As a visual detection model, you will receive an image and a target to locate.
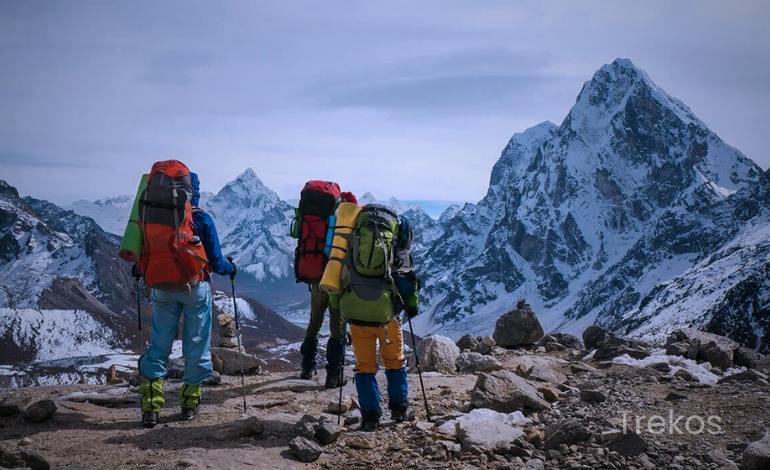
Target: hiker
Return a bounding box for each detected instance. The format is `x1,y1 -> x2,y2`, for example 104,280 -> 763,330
292,181 -> 357,388
131,161 -> 235,428
326,203 -> 420,431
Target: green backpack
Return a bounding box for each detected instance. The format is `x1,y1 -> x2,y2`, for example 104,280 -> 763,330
339,204 -> 402,324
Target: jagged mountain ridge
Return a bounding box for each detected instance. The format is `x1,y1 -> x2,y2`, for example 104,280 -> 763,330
412,58 -> 767,351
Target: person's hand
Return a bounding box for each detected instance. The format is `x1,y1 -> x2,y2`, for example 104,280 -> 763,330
226,256 -> 237,279
405,306 -> 419,319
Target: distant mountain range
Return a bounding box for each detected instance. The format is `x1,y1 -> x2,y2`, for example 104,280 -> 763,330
3,58 -> 768,361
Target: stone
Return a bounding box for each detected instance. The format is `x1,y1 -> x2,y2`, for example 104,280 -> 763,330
523,365 -> 567,385
537,385 -> 560,403
327,396 -> 353,414
417,335 -> 461,374
0,448 -> 51,470
540,333 -> 583,350
477,336 -> 497,355
219,336 -> 239,348
346,437 -> 374,449
493,304 -> 545,348
579,389 -> 607,402
665,391 -> 688,401
293,414 -> 319,439
457,418 -> 525,452
211,347 -> 266,376
106,365 -> 122,385
607,431 -> 646,457
718,369 -> 769,384
212,353 -> 224,373
544,419 -> 591,450
526,429 -> 545,447
220,321 -> 237,338
648,362 -> 672,373
23,399 -> 57,423
734,347 -> 762,369
470,370 -> 550,414
344,409 -> 361,426
742,431 -> 770,470
666,341 -> 695,358
457,335 -> 481,352
0,396 -> 32,417
674,369 -> 699,382
583,326 -> 611,350
666,328 -> 738,369
594,345 -> 649,361
456,351 -> 503,373
217,313 -> 234,326
315,419 -> 343,445
569,362 -> 596,374
289,436 -> 323,462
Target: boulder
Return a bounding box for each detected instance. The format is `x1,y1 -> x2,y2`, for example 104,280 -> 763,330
327,396 -> 353,414
314,419 -> 343,445
493,302 -> 544,348
734,347 -> 762,369
719,370 -> 769,384
457,417 -> 525,452
293,414 -> 318,439
456,352 -> 502,373
470,370 -> 550,414
0,448 -> 50,470
457,335 -> 497,355
742,431 -> 770,470
23,399 -> 57,423
289,436 -> 323,462
583,325 -> 611,350
579,389 -> 607,402
539,333 -> 583,351
543,419 -> 591,450
211,417 -> 264,441
417,335 -> 460,374
521,364 -> 567,385
666,328 -> 738,369
456,335 -> 480,352
211,347 -> 267,376
607,431 -> 646,457
666,341 -> 697,359
0,396 -> 32,417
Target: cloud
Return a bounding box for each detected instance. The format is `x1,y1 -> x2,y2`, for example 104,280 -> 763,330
0,153 -> 90,168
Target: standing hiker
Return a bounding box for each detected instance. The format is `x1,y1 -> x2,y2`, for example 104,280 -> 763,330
127,161 -> 235,428
325,203 -> 420,431
292,181 -> 357,388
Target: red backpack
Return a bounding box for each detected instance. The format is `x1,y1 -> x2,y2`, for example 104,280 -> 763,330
138,160 -> 210,289
292,180 -> 341,283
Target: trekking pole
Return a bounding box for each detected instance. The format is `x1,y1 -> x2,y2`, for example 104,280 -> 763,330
337,321 -> 347,426
407,316 -> 431,421
227,257 -> 248,414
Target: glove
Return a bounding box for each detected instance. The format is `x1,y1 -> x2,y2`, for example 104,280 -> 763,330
131,263 -> 142,279
405,306 -> 419,319
226,256 -> 237,278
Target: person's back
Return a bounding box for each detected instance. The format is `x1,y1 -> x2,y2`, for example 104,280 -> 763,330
131,164 -> 235,428
327,206 -> 420,430
292,182 -> 357,388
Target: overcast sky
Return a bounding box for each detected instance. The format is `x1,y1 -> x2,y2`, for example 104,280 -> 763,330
1,1 -> 769,204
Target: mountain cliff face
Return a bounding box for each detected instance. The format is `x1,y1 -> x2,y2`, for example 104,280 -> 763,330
0,179 -> 136,361
413,58 -> 767,351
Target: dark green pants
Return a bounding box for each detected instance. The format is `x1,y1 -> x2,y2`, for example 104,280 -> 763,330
301,282 -> 345,373
304,282 -> 343,339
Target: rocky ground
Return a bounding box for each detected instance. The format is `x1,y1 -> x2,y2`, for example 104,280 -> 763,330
2,310 -> 770,469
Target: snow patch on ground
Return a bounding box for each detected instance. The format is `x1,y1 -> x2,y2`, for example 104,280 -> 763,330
213,292 -> 256,322
611,351 -> 741,385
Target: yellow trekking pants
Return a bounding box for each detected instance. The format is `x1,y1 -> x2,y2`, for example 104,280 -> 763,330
350,319 -> 405,374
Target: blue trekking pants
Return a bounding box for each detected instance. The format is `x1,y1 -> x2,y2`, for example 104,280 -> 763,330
138,282 -> 213,385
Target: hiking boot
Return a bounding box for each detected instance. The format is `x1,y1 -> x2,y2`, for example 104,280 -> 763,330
360,420 -> 379,432
180,406 -> 199,421
300,369 -> 316,380
142,411 -> 159,428
391,406 -> 415,422
324,372 -> 348,389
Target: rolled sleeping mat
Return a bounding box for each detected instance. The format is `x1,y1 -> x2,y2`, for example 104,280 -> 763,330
118,173 -> 148,263
320,202 -> 361,294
